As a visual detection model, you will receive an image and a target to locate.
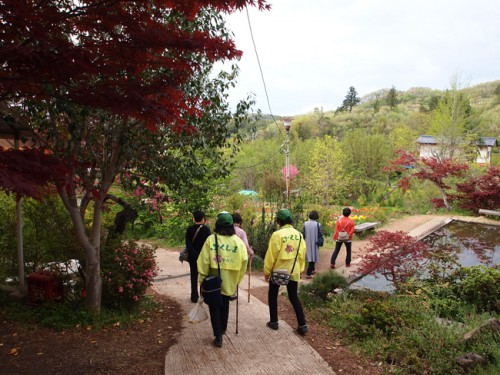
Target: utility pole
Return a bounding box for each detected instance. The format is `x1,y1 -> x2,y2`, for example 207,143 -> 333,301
283,118 -> 292,209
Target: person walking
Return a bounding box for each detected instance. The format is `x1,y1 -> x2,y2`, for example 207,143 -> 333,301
302,210 -> 323,279
185,210 -> 211,303
330,207 -> 355,268
197,212 -> 248,348
264,209 -> 308,335
232,212 -> 254,260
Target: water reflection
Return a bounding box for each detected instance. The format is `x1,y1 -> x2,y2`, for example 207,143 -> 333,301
351,220 -> 500,292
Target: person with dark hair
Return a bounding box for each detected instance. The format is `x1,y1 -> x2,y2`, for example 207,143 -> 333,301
232,212 -> 254,259
302,210 -> 323,278
197,212 -> 248,348
330,207 -> 355,268
264,209 -> 308,336
185,210 -> 211,303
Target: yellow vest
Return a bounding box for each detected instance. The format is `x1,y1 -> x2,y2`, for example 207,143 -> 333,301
197,234 -> 248,296
264,224 -> 306,282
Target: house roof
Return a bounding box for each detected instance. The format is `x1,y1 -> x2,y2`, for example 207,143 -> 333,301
417,135 -> 497,147
478,137 -> 498,147
416,135 -> 437,144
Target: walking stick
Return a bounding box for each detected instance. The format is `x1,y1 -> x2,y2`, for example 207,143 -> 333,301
247,257 -> 252,303
235,284 -> 239,334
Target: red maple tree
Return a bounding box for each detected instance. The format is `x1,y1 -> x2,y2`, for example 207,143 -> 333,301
451,166 -> 500,212
386,150 -> 469,210
0,1 -> 270,313
0,147 -> 67,199
0,0 -> 269,130
357,230 -> 429,289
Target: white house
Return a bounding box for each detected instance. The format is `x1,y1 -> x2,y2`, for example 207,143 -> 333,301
417,135 -> 498,164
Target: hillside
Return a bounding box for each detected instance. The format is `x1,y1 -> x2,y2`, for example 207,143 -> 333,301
240,80 -> 500,141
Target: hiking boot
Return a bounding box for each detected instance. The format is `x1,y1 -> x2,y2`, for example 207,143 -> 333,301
306,275 -> 313,279
214,335 -> 223,347
297,325 -> 308,336
330,264 -> 335,269
266,321 -> 279,330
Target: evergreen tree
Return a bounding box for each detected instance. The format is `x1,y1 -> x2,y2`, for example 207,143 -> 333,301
341,86 -> 361,113
387,86 -> 399,109
373,97 -> 381,114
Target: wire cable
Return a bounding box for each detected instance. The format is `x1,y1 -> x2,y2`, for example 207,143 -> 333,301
245,7 -> 283,137
230,7 -> 289,172
233,146 -> 284,169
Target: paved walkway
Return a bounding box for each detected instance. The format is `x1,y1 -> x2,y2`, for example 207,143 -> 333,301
152,250 -> 335,375
152,214 -> 499,374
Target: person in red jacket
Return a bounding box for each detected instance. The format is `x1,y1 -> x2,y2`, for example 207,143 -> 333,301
330,207 -> 355,268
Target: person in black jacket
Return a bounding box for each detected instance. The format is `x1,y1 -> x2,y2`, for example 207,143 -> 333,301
185,210 -> 211,303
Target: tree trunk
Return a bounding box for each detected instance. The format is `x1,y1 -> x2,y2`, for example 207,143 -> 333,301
437,184 -> 451,210
58,186 -> 104,314
84,244 -> 102,315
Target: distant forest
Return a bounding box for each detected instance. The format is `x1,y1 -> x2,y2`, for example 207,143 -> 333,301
228,79 -> 500,207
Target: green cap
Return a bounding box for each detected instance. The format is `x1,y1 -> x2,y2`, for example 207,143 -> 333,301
276,209 -> 292,221
216,212 -> 233,227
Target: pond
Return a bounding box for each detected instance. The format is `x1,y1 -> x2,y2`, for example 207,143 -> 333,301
350,220 -> 500,292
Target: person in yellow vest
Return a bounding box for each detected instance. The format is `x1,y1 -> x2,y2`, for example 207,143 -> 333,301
197,212 -> 248,348
264,209 -> 308,335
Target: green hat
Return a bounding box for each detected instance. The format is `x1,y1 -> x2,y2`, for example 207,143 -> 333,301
216,212 -> 233,227
276,209 -> 292,221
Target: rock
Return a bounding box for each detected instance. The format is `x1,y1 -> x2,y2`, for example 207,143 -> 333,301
463,318 -> 500,344
456,352 -> 488,369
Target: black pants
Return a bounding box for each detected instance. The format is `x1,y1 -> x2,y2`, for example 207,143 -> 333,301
188,258 -> 198,302
330,241 -> 352,266
208,295 -> 230,337
306,261 -> 315,276
268,280 -> 306,327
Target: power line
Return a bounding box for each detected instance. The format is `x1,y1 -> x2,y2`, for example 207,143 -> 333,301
231,7 -> 289,172
245,7 -> 283,137
233,146 -> 284,169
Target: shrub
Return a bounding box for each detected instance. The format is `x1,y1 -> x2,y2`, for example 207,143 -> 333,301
1,193 -> 82,280
0,193 -> 17,279
22,196 -> 82,272
454,266 -> 500,313
101,240 -> 158,309
1,289 -> 160,330
414,282 -> 471,321
247,206 -> 277,258
249,254 -> 264,271
299,271 -> 349,307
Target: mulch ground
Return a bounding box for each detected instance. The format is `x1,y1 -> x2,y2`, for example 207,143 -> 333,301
1,292 -> 183,375
2,285 -> 383,375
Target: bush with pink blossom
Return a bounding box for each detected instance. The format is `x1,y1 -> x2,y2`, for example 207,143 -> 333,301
101,240 -> 158,309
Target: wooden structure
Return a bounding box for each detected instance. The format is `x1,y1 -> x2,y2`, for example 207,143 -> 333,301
478,209 -> 500,217
354,222 -> 379,236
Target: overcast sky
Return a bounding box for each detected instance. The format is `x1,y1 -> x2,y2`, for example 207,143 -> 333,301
221,0 -> 500,116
